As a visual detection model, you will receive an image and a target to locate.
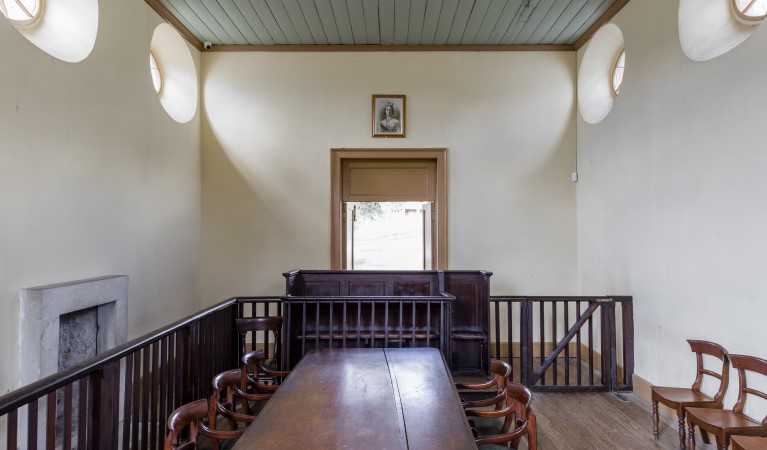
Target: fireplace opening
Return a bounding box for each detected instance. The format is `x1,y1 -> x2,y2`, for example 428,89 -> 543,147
58,305 -> 100,371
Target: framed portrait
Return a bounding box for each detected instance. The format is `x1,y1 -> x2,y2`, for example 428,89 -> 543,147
372,95 -> 406,138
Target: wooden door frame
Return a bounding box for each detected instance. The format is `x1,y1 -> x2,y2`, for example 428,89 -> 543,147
331,148 -> 447,269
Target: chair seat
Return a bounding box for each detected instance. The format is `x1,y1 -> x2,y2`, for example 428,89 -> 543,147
652,386 -> 716,408
472,415 -> 504,437
248,399 -> 267,415
219,437 -> 240,450
686,407 -> 763,434
731,435 -> 767,450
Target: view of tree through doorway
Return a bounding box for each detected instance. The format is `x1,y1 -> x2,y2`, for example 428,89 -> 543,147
346,201 -> 432,269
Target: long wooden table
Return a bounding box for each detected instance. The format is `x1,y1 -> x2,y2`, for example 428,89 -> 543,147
232,347 -> 477,449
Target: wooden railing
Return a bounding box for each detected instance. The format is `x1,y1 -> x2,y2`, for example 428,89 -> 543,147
488,296 -> 634,392
0,296 -> 280,450
0,294 -> 632,449
281,295 -> 453,369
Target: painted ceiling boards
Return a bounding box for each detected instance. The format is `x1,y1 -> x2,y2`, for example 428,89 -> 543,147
146,0 -> 629,51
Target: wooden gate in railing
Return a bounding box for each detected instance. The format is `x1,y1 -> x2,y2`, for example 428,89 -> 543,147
488,296 -> 633,392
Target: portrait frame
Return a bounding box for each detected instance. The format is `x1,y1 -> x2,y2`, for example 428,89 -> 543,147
372,94 -> 406,138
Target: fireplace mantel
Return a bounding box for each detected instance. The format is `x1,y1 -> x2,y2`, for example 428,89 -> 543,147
18,275 -> 128,387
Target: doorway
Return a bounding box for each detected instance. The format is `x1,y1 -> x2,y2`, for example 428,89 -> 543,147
330,149 -> 447,269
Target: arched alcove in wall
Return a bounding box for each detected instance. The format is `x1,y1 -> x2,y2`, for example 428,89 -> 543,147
578,24 -> 625,125
8,0 -> 99,63
150,23 -> 198,124
679,0 -> 763,61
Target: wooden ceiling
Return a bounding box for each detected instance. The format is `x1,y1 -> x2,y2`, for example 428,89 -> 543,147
146,0 -> 630,52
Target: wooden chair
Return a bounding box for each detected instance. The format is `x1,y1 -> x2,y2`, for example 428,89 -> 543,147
456,358 -> 512,435
466,382 -> 538,450
164,398 -> 247,450
732,435 -> 767,450
686,354 -> 767,450
456,359 -> 512,411
211,369 -> 269,424
236,316 -> 289,384
651,339 -> 729,449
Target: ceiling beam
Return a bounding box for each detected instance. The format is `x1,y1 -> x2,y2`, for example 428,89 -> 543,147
145,0 -> 204,51
574,0 -> 631,50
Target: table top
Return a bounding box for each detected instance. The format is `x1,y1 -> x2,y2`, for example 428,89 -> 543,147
232,347 -> 477,449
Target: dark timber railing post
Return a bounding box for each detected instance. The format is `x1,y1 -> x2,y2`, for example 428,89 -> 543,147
92,360 -> 119,449
189,322 -> 200,402
520,298 -> 533,386
599,298 -> 617,391
620,297 -> 635,390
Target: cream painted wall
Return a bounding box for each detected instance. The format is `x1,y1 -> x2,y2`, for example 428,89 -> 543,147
201,52 -> 578,303
0,3 -> 201,394
577,0 -> 767,400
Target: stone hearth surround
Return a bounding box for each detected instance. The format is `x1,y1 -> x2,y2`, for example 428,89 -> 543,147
18,275 -> 128,386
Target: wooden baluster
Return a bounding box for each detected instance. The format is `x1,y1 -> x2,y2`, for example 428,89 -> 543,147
576,302 -> 583,386
159,337 -> 168,450
46,391 -> 55,450
27,398 -> 38,450
384,300 -> 389,348
371,300 -> 376,348
588,310 -> 594,386
7,409 -> 17,450
410,300 -> 416,347
64,381 -> 73,450
315,301 -> 321,349
507,300 -> 513,381
329,299 -> 334,348
552,300 -> 558,386
539,301 -> 545,385
564,301 -> 570,386
622,299 -> 635,389
77,377 -> 88,449
148,342 -> 158,450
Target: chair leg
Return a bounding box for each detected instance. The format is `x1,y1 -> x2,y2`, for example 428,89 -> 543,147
677,413 -> 687,450
527,414 -> 537,450
652,401 -> 659,440
687,423 -> 696,450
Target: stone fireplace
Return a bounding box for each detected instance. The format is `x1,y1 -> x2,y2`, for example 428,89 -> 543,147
18,275 -> 128,386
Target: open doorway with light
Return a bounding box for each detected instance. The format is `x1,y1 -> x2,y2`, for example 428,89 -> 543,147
345,201 -> 432,269
331,149 -> 447,269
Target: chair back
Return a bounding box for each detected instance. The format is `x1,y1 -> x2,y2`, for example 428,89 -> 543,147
489,359 -> 512,409
236,316 -> 283,368
688,339 -> 730,404
729,354 -> 767,426
165,399 -> 208,450
212,368 -> 269,420
503,382 -> 533,434
212,369 -> 243,416
473,381 -> 537,450
165,396 -> 247,450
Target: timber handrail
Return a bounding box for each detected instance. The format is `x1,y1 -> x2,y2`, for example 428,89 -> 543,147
0,296 -> 279,415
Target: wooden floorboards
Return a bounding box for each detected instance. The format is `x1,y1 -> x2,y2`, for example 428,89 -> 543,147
518,391 -> 721,450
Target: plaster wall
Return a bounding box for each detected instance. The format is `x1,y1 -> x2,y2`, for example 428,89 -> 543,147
577,0 -> 767,401
200,51 -> 578,302
0,2 -> 201,394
